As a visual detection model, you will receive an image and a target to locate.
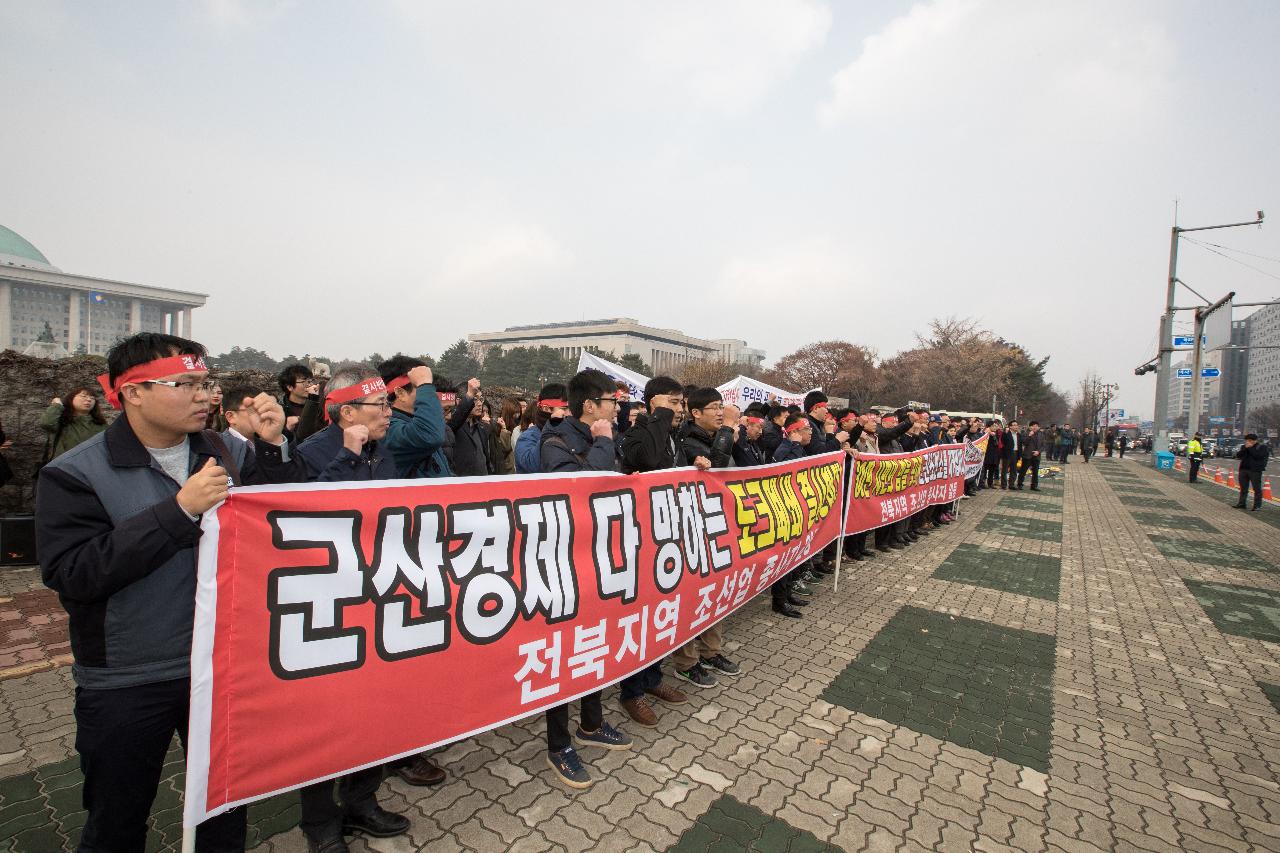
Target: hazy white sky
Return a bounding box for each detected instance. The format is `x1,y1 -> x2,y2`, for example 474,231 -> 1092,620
3,0 -> 1279,419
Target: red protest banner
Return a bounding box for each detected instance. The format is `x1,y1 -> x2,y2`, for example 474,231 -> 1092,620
844,435 -> 988,534
184,452 -> 845,826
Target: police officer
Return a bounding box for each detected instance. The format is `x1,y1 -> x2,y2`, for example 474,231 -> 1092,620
1187,432 -> 1205,483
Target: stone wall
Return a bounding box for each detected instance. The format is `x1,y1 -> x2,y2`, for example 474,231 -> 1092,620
0,351 -> 278,514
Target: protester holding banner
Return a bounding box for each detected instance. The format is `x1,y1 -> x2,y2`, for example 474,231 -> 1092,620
731,403 -> 768,467
36,331 -> 307,852
768,414 -> 816,618
873,408 -> 914,552
671,388 -> 743,685
844,411 -> 881,560
538,368 -> 635,788
616,376 -> 703,727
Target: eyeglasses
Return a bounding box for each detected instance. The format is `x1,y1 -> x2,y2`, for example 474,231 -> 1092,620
141,380 -> 218,393
590,397 -> 619,405
347,400 -> 392,411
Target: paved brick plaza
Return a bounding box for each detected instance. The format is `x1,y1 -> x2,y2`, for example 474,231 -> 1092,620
1,456 -> 1278,851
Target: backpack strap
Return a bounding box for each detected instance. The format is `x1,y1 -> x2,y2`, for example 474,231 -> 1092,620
202,430 -> 243,487
544,434 -> 588,468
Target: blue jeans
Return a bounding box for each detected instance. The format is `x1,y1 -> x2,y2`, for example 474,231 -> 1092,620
620,662 -> 663,700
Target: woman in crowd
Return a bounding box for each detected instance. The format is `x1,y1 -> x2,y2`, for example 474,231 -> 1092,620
205,382 -> 227,432
40,387 -> 108,459
493,399 -> 519,474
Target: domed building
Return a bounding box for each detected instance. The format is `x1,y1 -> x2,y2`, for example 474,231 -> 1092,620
0,224 -> 205,356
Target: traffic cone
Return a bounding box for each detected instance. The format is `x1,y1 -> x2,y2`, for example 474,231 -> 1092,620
1227,471 -> 1237,489
1175,458 -> 1183,471
1264,479 -> 1274,501
1214,470 -> 1224,484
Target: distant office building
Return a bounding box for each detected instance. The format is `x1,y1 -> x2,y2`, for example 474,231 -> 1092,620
469,318 -> 766,372
0,224 -> 205,356
1167,355 -> 1217,417
1219,317 -> 1250,426
1245,302 -> 1280,419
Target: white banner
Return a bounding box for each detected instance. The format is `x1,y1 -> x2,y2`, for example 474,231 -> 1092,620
716,375 -> 806,409
576,352 -> 650,398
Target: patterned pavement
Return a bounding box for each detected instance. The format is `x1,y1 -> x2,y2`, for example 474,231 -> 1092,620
1,455 -> 1279,851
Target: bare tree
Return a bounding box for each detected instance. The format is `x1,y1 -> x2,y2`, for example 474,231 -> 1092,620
761,341 -> 882,407
1247,403 -> 1280,437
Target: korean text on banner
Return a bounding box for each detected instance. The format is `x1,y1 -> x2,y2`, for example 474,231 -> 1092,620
844,435 -> 987,534
184,452 -> 846,826
715,376 -> 806,409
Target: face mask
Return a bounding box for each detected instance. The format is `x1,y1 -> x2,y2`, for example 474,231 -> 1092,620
548,416 -> 565,427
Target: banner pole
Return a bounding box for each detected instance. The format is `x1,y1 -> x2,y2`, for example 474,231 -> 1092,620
834,452 -> 850,595
181,828 -> 195,853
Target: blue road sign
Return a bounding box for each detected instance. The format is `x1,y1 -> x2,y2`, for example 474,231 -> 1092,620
1176,368 -> 1193,378
1172,335 -> 1206,347
1201,368 -> 1221,377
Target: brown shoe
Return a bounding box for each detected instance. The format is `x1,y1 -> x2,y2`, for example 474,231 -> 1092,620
645,683 -> 689,706
394,755 -> 446,786
620,697 -> 659,728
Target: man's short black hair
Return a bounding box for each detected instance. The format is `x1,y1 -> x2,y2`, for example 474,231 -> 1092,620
1245,433 -> 1258,440
567,369 -> 615,418
1029,420 -> 1040,427
534,382 -> 568,428
277,363 -> 313,394
786,404 -> 801,415
783,414 -> 807,430
378,355 -> 429,390
767,404 -> 785,421
643,376 -> 683,407
744,402 -> 768,418
1009,419 -> 1020,426
433,375 -> 456,393
107,332 -> 206,385
688,387 -> 722,413
220,385 -> 260,413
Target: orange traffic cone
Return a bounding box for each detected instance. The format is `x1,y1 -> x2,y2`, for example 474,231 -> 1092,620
1214,470 -> 1224,484
1175,458 -> 1183,471
1227,471 -> 1237,489
1264,479 -> 1274,501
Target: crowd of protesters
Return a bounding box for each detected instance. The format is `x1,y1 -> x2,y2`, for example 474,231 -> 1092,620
33,331 -> 1063,853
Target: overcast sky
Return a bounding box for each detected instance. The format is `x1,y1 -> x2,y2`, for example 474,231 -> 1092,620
3,0 -> 1279,419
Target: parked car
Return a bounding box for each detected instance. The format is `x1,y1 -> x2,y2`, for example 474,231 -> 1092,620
1216,438 -> 1243,458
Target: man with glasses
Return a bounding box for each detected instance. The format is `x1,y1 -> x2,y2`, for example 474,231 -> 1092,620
293,367 -> 409,848
538,369 -> 635,790
296,367 -> 398,483
36,332 -> 304,852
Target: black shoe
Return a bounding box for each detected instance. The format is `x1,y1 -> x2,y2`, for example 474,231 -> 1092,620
772,602 -> 803,618
307,836 -> 350,853
859,549 -> 875,558
786,595 -> 810,607
1234,503 -> 1246,509
890,540 -> 907,550
846,552 -> 865,561
343,807 -> 411,839
812,564 -> 835,576
1253,505 -> 1262,511
876,544 -> 892,553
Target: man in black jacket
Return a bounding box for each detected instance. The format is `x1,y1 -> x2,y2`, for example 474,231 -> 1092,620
447,377 -> 492,476
1234,433 -> 1271,510
671,388 -> 741,688
873,407 -> 914,552
801,392 -> 848,573
1000,420 -> 1022,489
760,404 -> 786,462
1016,421 -> 1043,490
731,403 -> 768,467
37,332 -> 307,852
617,377 -> 704,729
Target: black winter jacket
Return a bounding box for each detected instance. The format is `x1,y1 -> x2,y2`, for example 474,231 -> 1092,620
449,395 -> 493,476
681,422 -> 735,469
1237,443 -> 1271,473
622,408 -> 685,473
540,417 -> 618,473
297,423 -> 400,482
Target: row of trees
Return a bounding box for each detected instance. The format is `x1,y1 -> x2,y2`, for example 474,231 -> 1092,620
210,317 -> 1068,420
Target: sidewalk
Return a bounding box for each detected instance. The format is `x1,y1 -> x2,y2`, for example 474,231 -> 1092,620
1,457 -> 1278,851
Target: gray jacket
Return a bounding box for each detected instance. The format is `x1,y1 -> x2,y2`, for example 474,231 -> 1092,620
36,415 -> 303,689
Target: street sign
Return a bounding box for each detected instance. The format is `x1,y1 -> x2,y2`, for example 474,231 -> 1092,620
1176,368 -> 1193,378
1201,368 -> 1221,378
1107,408 -> 1125,419
1172,335 -> 1206,348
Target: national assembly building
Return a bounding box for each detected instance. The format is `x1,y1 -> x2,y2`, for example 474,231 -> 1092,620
0,223 -> 205,357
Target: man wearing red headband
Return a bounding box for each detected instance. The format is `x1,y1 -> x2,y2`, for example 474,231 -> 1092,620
515,383 -> 569,474
378,356 -> 450,480
801,391 -> 848,578
730,403 -> 768,467
36,332 -> 306,852
770,415 -> 816,618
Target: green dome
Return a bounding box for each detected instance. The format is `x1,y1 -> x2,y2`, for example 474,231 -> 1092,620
0,224 -> 56,270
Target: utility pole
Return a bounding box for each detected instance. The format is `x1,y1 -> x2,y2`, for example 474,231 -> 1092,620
1101,383 -> 1119,437
1152,211 -> 1264,457
1187,291 -> 1235,437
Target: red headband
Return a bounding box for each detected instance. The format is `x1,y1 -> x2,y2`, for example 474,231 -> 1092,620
97,354 -> 208,410
744,416 -> 764,425
323,377 -> 387,422
385,375 -> 411,395
539,398 -> 568,409
437,392 -> 457,404
785,420 -> 809,434
840,415 -> 856,426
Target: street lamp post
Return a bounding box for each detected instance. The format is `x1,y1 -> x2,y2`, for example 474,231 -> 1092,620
1151,212 -> 1264,458
1101,383 -> 1119,439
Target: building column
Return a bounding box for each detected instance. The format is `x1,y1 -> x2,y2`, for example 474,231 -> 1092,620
0,282 -> 10,350
182,308 -> 193,339
68,293 -> 81,353
129,298 -> 142,334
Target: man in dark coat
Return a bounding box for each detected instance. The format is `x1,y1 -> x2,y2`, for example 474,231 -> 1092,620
1234,433 -> 1271,510
1000,420 -> 1022,489
1016,421 -> 1043,491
